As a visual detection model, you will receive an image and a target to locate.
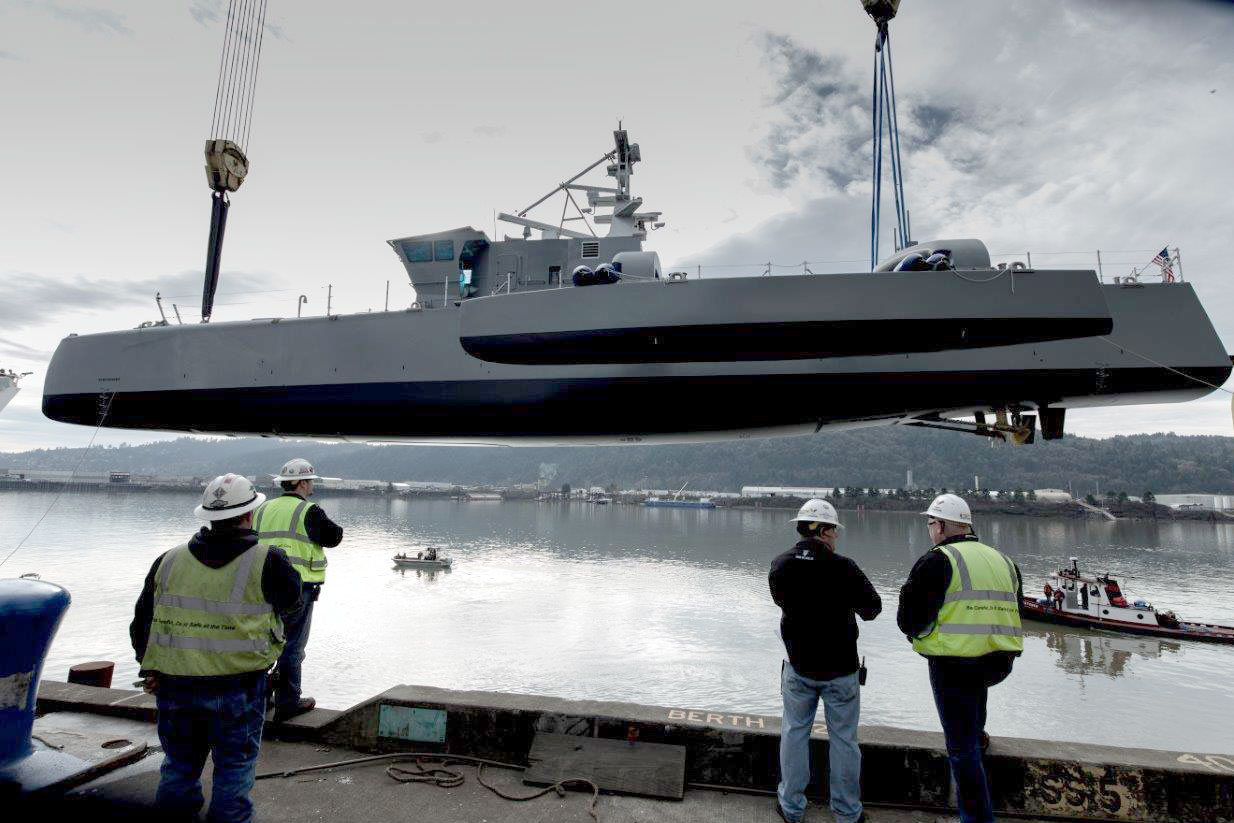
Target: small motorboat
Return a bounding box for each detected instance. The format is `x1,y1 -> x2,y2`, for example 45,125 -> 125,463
392,550 -> 452,570
1022,557 -> 1234,644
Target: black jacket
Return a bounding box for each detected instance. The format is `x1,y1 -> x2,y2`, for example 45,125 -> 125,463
279,492 -> 344,550
769,539 -> 882,681
896,534 -> 1024,673
131,526 -> 303,686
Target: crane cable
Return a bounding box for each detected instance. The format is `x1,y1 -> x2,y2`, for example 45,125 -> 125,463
210,0 -> 269,154
868,17 -> 910,269
201,0 -> 270,323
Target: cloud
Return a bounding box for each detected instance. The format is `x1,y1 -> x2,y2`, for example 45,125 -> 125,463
35,2 -> 133,36
0,336 -> 52,361
422,131 -> 443,144
0,50 -> 19,61
694,2 -> 1234,288
188,1 -> 287,41
474,125 -> 506,138
0,269 -> 215,331
188,0 -> 222,26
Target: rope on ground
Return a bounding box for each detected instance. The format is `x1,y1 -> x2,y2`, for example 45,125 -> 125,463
0,391 -> 117,570
256,751 -> 600,822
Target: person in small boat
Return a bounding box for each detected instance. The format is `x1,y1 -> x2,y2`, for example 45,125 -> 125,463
424,547 -> 438,561
897,493 -> 1023,823
769,499 -> 881,823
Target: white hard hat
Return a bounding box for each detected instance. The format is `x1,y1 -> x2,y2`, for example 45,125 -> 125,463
275,458 -> 320,482
922,493 -> 972,525
194,473 -> 266,521
790,498 -> 844,529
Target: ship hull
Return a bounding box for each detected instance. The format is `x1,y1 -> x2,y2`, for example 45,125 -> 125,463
41,281 -> 1230,444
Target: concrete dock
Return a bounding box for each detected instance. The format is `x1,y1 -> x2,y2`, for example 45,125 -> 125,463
20,680 -> 1234,822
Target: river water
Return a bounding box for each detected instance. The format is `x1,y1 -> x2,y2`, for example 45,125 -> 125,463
3,490 -> 1233,755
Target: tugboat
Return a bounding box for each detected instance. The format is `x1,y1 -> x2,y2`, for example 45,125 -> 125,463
1022,558 -> 1234,644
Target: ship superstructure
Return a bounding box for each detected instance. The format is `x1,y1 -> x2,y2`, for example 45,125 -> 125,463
0,370 -> 29,415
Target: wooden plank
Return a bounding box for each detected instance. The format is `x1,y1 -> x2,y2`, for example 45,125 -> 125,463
523,732 -> 686,800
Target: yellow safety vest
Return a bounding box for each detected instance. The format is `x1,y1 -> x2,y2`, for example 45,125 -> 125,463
253,495 -> 327,584
912,539 -> 1024,657
141,543 -> 284,676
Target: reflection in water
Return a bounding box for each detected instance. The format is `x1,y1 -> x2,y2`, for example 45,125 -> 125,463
1026,624 -> 1182,678
2,491 -> 1232,755
391,565 -> 451,583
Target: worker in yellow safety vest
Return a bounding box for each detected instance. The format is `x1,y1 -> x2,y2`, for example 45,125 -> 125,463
131,473 -> 302,822
896,493 -> 1023,823
252,458 -> 344,722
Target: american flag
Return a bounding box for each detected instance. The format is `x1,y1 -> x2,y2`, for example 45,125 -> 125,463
1152,247 -> 1175,282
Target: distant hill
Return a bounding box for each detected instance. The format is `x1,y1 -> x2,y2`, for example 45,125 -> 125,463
4,428 -> 1233,496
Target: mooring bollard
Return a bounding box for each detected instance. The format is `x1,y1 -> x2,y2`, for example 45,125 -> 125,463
68,661 -> 115,689
0,577 -> 71,768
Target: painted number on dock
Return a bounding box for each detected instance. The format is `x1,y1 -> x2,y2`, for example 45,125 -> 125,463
1178,753 -> 1234,773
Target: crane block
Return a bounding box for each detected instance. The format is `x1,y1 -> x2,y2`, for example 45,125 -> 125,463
204,138 -> 249,193
862,0 -> 901,25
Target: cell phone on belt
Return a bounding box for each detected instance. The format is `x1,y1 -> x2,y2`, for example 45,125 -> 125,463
858,656 -> 868,686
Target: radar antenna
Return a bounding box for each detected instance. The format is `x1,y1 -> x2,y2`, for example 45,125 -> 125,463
498,126 -> 664,241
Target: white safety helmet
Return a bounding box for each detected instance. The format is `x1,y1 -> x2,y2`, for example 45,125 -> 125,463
790,498 -> 844,530
922,493 -> 972,525
194,473 -> 266,521
275,458 -> 320,483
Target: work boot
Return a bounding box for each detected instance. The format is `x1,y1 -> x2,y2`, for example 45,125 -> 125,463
773,800 -> 800,823
273,696 -> 316,723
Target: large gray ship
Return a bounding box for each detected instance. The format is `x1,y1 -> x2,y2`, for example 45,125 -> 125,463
41,130 -> 1231,445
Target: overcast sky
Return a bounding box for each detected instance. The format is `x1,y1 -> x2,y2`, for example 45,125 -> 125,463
2,0 -> 1233,452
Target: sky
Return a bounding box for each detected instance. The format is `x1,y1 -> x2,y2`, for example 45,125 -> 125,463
2,0 -> 1233,452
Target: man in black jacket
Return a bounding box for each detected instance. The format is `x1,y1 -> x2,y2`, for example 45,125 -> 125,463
131,474 -> 302,823
769,499 -> 881,823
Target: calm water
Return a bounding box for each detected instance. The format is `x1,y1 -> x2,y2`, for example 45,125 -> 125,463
3,491 -> 1233,755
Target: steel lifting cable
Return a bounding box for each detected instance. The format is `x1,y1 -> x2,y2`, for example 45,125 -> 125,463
209,0 -> 269,152
0,392 -> 118,570
1098,337 -> 1234,395
869,22 -> 909,270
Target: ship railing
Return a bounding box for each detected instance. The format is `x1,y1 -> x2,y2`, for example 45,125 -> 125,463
666,247 -> 1184,283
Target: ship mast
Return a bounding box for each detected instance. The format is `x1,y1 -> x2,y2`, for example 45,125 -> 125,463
498,126 -> 664,241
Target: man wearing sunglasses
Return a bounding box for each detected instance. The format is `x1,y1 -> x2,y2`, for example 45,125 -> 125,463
898,493 -> 1024,823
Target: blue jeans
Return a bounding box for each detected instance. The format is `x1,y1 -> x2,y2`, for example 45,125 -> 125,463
928,658 -> 1009,823
778,662 -> 863,823
274,595 -> 314,711
155,674 -> 267,823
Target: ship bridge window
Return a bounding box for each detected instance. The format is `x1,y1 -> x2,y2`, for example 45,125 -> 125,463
459,239 -> 487,263
402,241 -> 433,263
434,240 -> 455,261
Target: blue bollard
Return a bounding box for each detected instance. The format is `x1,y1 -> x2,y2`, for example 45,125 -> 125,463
0,578 -> 71,766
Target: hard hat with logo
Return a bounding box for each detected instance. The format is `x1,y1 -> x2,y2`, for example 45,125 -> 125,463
194,473 -> 266,521
922,493 -> 972,525
275,458 -> 320,482
789,498 -> 844,529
